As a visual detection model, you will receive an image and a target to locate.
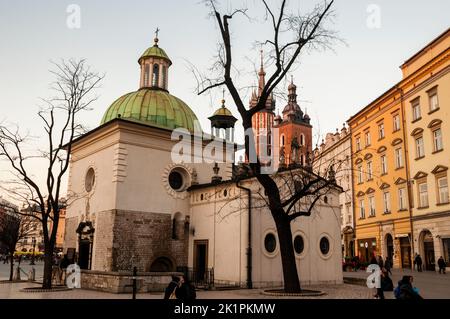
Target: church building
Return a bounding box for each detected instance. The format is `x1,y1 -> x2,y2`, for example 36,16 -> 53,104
63,35 -> 343,292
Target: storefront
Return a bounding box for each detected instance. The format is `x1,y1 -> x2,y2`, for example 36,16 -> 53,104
357,238 -> 377,263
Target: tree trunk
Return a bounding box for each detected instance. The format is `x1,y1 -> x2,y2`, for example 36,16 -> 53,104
274,214 -> 301,292
9,252 -> 14,281
42,242 -> 55,289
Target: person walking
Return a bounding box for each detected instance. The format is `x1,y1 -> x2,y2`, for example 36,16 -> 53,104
370,255 -> 378,265
385,256 -> 392,275
415,254 -> 423,272
438,256 -> 446,274
377,255 -> 384,269
175,275 -> 197,301
164,276 -> 180,299
394,275 -> 423,300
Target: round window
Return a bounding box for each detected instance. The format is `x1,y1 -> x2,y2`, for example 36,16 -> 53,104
320,237 -> 330,255
168,171 -> 184,191
293,235 -> 304,255
85,168 -> 95,192
264,233 -> 277,253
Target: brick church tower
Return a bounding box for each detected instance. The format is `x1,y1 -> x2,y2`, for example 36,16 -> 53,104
274,77 -> 312,167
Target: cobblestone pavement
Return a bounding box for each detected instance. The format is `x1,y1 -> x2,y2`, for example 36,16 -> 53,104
344,268 -> 450,299
0,282 -> 373,299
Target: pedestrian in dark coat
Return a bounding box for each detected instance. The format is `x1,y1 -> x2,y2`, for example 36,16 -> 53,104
377,255 -> 384,269
370,255 -> 378,265
438,256 -> 446,274
385,256 -> 392,275
164,276 -> 180,299
415,254 -> 423,272
175,276 -> 197,301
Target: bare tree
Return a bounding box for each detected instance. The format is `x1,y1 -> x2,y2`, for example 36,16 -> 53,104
0,59 -> 103,288
197,0 -> 338,292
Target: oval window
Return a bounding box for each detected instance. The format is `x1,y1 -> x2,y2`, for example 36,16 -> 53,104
264,233 -> 277,253
293,235 -> 304,255
168,171 -> 184,191
320,237 -> 330,255
85,168 -> 95,192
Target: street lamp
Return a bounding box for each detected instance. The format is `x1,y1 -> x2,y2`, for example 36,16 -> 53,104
30,237 -> 36,265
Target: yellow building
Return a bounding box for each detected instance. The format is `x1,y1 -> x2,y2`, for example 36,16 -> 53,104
349,28 -> 450,269
349,87 -> 412,269
402,29 -> 450,271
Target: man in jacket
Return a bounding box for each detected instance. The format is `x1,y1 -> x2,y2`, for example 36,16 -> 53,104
438,256 -> 446,274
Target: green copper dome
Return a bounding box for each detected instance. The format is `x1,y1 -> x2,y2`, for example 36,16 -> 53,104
101,89 -> 202,132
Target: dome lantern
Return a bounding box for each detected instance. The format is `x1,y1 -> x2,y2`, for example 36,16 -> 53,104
139,29 -> 172,91
208,94 -> 238,142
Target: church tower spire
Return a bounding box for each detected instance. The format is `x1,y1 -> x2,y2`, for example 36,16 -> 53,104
258,49 -> 266,96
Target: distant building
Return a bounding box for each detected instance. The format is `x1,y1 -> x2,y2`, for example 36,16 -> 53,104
313,125 -> 354,258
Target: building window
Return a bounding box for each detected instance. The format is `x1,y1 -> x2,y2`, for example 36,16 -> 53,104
368,196 -> 376,217
359,199 -> 365,219
418,182 -> 429,208
428,88 -> 439,112
300,134 -> 305,146
381,155 -> 388,175
433,128 -> 443,152
357,165 -> 363,184
264,233 -> 277,253
393,114 -> 401,132
443,239 -> 450,267
356,137 -> 361,151
415,136 -> 425,158
365,131 -> 371,147
281,134 -> 285,146
437,177 -> 449,204
395,148 -> 403,168
85,168 -> 95,193
383,191 -> 391,214
367,161 -> 373,180
161,65 -> 167,89
152,64 -> 160,87
378,123 -> 385,140
398,188 -> 407,211
412,99 -> 421,121
319,237 -> 330,255
293,235 -> 304,255
144,64 -> 150,86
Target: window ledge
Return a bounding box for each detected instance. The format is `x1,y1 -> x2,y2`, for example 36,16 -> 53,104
382,211 -> 392,215
393,129 -> 401,133
428,107 -> 440,115
412,117 -> 422,124
398,209 -> 409,212
417,206 -> 429,210
358,217 -> 365,220
432,149 -> 444,155
415,156 -> 425,161
368,215 -> 376,218
367,178 -> 374,182
380,173 -> 388,177
437,202 -> 450,206
395,166 -> 405,171
378,137 -> 385,141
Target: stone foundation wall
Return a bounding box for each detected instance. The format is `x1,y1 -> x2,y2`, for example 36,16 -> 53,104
111,210 -> 188,272
80,270 -> 183,293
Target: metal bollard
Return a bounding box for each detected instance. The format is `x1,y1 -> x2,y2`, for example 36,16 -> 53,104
13,266 -> 21,281
28,268 -> 36,282
132,266 -> 137,300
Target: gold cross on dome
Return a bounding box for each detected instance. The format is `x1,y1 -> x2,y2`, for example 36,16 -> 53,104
155,27 -> 160,38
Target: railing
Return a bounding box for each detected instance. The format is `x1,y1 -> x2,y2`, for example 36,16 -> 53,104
178,267 -> 214,288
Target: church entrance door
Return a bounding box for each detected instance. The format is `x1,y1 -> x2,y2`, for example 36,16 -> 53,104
194,240 -> 208,283
78,239 -> 91,270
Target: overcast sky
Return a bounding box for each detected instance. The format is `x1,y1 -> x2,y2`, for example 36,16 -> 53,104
0,0 -> 449,202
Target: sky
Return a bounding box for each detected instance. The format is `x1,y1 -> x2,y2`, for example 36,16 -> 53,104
0,0 -> 449,203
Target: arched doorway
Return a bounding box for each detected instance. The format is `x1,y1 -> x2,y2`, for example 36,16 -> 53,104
150,257 -> 174,272
421,230 -> 435,271
385,234 -> 394,261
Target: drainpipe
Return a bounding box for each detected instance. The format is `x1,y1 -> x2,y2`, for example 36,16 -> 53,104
399,86 -> 415,270
236,180 -> 252,289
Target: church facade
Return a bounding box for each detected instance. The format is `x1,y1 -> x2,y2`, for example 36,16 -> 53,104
63,36 -> 343,292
